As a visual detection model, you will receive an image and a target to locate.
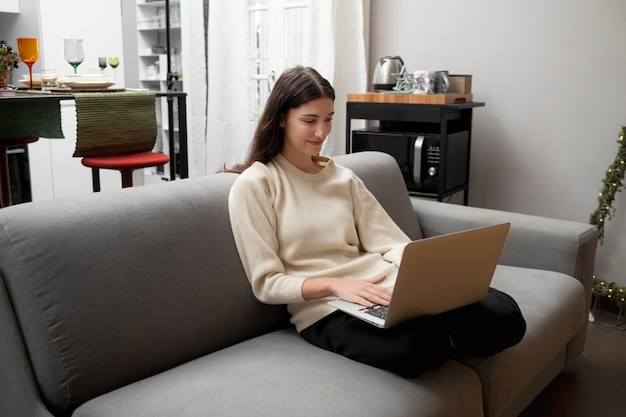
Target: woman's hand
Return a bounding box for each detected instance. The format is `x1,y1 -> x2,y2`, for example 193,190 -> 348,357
302,275 -> 392,307
332,275 -> 392,307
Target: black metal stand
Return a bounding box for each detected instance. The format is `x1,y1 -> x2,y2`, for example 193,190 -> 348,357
164,0 -> 181,181
345,101 -> 485,205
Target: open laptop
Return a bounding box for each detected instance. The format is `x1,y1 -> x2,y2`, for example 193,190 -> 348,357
327,223 -> 510,329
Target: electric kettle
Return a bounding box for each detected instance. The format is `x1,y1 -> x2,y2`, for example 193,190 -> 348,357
372,56 -> 404,91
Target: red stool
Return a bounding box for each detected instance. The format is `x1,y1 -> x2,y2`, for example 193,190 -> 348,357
81,152 -> 170,192
1,137 -> 39,208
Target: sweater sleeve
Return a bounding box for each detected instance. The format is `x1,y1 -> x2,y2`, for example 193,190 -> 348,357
351,175 -> 411,267
228,173 -> 307,305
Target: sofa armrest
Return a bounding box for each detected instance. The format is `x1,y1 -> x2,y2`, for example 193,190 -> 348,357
0,278 -> 54,417
410,198 -> 599,313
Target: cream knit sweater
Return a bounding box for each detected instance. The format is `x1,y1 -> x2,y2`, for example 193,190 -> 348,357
228,154 -> 410,332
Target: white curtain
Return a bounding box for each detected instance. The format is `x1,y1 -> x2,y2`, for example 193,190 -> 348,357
307,0 -> 369,156
205,0 -> 253,174
181,0 -> 209,177
203,0 -> 369,173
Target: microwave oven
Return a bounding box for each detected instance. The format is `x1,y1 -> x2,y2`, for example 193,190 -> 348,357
351,129 -> 469,194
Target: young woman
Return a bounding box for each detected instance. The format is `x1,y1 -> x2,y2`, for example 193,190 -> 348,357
227,66 -> 526,377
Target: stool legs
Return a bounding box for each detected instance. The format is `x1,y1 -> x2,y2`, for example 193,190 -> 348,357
121,170 -> 134,188
90,168 -> 135,192
90,168 -> 101,193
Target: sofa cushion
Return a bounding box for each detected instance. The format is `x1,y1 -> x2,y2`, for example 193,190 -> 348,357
462,265 -> 587,417
0,174 -> 288,414
73,329 -> 483,417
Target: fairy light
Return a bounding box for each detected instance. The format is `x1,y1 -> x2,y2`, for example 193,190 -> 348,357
589,128 -> 626,314
589,126 -> 626,243
593,275 -> 626,308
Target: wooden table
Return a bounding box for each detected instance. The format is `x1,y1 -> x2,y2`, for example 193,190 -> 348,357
0,91 -> 188,206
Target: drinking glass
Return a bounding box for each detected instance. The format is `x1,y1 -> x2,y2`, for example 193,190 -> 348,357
64,39 -> 84,74
98,57 -> 107,74
108,56 -> 120,80
17,38 -> 39,90
40,68 -> 58,91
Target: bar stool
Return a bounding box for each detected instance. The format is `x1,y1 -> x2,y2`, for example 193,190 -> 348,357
0,137 -> 39,208
81,151 -> 170,192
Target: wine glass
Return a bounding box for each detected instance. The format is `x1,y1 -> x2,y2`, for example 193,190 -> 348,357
98,57 -> 107,74
64,39 -> 84,74
108,56 -> 120,80
17,38 -> 39,90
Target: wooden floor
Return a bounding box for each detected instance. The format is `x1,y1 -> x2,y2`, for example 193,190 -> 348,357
519,312 -> 626,416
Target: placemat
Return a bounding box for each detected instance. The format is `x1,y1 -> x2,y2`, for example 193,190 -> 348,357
0,99 -> 64,139
73,91 -> 157,157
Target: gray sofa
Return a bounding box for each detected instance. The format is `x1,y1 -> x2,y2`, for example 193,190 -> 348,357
0,151 -> 598,417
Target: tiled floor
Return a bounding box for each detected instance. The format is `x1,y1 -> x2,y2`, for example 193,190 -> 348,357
519,312 -> 626,416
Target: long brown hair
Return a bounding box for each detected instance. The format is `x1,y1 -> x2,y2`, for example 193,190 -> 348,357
224,66 -> 335,173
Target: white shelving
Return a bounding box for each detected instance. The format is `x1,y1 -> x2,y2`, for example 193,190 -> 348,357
135,0 -> 183,90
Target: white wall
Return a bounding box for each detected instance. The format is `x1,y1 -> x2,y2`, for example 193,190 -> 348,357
369,0 -> 626,285
0,0 -> 40,86
37,0 -> 125,80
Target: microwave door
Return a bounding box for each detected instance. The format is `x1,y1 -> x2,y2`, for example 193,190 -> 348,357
413,135 -> 425,188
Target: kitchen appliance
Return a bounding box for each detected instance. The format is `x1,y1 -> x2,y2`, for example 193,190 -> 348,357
372,56 -> 404,91
351,129 -> 469,194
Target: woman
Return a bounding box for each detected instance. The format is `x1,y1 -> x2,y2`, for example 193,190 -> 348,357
227,66 -> 525,377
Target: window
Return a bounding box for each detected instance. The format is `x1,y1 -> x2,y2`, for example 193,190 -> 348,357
247,0 -> 309,120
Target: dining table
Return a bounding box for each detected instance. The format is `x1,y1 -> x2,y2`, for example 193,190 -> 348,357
0,89 -> 188,207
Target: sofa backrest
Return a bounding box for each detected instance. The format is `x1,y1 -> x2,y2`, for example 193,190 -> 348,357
0,151 -> 419,415
0,173 -> 287,414
334,151 -> 422,240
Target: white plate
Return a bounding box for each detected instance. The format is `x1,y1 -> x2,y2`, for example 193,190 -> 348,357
19,78 -> 42,87
61,74 -> 113,83
62,81 -> 116,90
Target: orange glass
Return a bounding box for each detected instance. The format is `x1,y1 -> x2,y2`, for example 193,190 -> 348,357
17,38 -> 39,90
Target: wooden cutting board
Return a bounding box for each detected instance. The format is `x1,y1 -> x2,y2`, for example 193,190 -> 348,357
347,92 -> 473,105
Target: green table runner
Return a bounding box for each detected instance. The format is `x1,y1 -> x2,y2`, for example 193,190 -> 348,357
0,99 -> 64,139
73,91 -> 157,157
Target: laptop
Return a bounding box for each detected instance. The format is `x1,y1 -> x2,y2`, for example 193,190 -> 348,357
327,223 -> 510,329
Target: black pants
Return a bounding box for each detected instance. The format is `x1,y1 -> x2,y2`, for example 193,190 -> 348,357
300,287 -> 526,378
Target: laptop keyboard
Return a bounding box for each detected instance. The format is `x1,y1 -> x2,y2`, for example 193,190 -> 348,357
360,304 -> 389,320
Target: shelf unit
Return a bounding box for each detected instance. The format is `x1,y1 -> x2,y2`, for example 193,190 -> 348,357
136,0 -> 182,89
135,0 -> 183,179
346,100 -> 485,205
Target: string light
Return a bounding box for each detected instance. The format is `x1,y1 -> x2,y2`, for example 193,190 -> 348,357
589,126 -> 626,243
593,275 -> 626,308
589,128 -> 626,315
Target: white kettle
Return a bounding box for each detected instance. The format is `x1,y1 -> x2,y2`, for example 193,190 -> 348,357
372,56 -> 404,91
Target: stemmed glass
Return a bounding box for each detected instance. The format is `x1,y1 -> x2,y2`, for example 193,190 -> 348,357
108,56 -> 120,80
64,39 -> 84,74
98,57 -> 107,74
17,38 -> 39,90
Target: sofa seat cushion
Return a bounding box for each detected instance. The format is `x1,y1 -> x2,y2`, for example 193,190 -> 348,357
461,265 -> 586,417
73,329 -> 483,417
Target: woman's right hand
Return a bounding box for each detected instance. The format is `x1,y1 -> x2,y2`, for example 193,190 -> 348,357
302,275 -> 392,308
